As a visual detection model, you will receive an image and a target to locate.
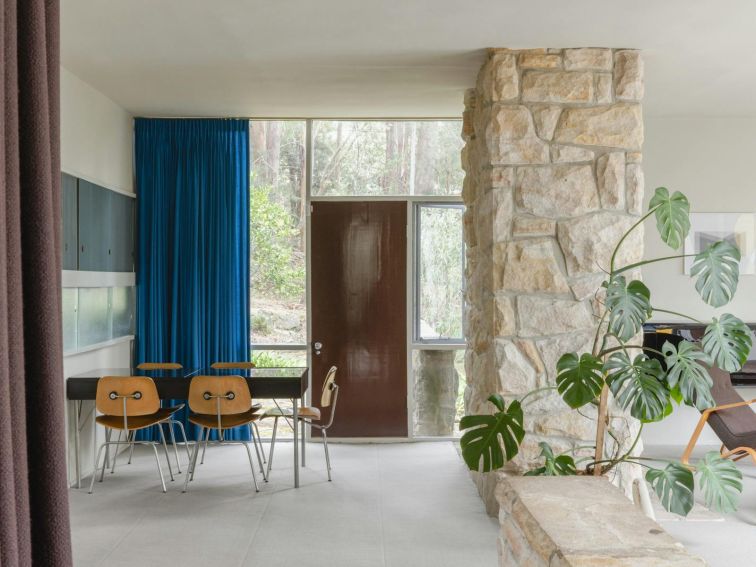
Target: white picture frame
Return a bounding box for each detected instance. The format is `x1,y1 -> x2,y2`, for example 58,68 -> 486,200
683,212 -> 756,275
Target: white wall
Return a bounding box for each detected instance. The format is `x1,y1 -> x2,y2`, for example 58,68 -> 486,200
642,116 -> 756,448
61,66 -> 134,484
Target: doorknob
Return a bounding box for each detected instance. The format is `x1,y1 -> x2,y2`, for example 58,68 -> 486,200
314,341 -> 323,355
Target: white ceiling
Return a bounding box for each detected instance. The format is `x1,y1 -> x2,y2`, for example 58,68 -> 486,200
61,0 -> 756,118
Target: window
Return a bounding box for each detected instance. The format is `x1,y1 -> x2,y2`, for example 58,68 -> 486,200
63,286 -> 135,353
414,204 -> 465,342
249,121 -> 307,349
312,120 -> 464,196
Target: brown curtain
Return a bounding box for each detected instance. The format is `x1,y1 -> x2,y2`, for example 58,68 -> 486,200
0,0 -> 72,565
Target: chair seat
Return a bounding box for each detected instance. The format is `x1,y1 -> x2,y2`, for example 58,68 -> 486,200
263,406 -> 321,420
95,405 -> 184,431
189,408 -> 261,429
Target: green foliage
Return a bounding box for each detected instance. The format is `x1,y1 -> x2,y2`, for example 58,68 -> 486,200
250,186 -> 305,299
524,443 -> 577,476
605,353 -> 669,422
460,185 -> 748,518
605,276 -> 652,342
555,353 -> 604,409
646,462 -> 695,516
459,395 -> 524,472
696,451 -> 743,514
702,314 -> 752,372
662,340 -> 714,410
251,350 -> 297,368
691,241 -> 741,308
649,187 -> 690,249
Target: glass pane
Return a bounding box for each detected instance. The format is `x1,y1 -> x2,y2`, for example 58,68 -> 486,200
250,121 -> 307,346
112,286 -> 135,338
250,350 -> 307,439
77,287 -> 111,347
412,349 -> 466,436
416,205 -> 464,341
62,288 -> 77,352
312,120 -> 464,196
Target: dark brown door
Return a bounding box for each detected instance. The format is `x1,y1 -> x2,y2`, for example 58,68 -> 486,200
311,201 -> 407,437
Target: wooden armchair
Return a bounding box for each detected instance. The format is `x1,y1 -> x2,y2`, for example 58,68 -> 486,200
682,364 -> 756,465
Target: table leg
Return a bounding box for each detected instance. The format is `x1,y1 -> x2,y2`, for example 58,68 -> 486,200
74,400 -> 81,489
301,418 -> 306,467
293,398 -> 299,488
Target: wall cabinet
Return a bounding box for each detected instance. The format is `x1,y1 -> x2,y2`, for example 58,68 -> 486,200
67,176 -> 135,272
61,173 -> 78,270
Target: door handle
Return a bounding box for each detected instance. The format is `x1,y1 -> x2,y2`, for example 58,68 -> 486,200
314,342 -> 323,355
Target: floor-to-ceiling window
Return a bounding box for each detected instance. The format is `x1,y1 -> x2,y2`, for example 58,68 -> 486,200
249,119 -> 465,438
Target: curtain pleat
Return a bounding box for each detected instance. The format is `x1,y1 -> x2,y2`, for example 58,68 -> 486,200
134,119 -> 251,441
0,0 -> 72,565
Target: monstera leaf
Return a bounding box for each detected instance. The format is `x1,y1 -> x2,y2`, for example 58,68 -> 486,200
605,276 -> 652,342
648,187 -> 690,250
459,395 -> 525,473
662,340 -> 714,410
604,353 -> 669,422
524,442 -> 577,477
646,462 -> 695,516
702,314 -> 753,372
696,451 -> 743,514
555,353 -> 604,409
690,241 -> 741,308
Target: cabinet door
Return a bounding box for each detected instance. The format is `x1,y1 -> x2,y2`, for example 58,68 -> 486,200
78,180 -> 113,271
61,173 -> 78,270
111,192 -> 135,272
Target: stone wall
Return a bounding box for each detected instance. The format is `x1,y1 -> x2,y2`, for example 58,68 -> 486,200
461,48 -> 645,512
496,476 -> 706,566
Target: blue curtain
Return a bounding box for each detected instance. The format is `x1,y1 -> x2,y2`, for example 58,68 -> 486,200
134,119 -> 250,441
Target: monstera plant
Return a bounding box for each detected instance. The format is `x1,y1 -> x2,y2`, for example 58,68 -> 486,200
460,187 -> 750,517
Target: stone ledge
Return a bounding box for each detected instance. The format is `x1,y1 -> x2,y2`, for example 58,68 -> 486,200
496,476 -> 707,566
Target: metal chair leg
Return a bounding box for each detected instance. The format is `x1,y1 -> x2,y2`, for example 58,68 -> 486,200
166,421 -> 182,473
150,442 -> 167,493
301,418 -> 306,467
266,416 -> 278,478
174,420 -> 192,463
249,424 -> 267,481
100,429 -> 111,483
110,430 -> 123,474
323,429 -> 332,481
200,427 -> 210,464
251,422 -> 267,463
127,434 -> 136,464
241,441 -> 260,492
183,427 -> 202,492
90,442 -> 108,494
158,425 -> 175,482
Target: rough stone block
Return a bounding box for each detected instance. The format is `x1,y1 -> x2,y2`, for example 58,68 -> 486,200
494,293 -> 517,336
595,73 -> 613,103
626,163 -> 644,215
522,71 -> 594,103
557,212 -> 643,276
563,48 -> 613,70
519,49 -> 562,69
535,331 -> 595,382
513,216 -> 556,237
614,50 -> 644,101
496,239 -> 570,294
554,103 -> 643,150
532,105 -> 563,140
552,145 -> 594,163
517,296 -> 594,336
495,339 -> 541,394
485,105 -> 550,165
515,165 -> 599,218
596,152 -> 626,209
478,51 -> 519,102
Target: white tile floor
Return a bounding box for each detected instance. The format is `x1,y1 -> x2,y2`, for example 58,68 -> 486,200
69,441 -> 498,567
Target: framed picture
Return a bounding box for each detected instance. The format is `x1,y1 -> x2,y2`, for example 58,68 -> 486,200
683,212 -> 756,274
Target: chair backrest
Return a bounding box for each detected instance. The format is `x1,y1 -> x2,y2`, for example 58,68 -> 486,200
95,376 -> 160,417
706,365 -> 756,448
188,375 -> 252,415
211,361 -> 255,369
321,366 -> 338,407
137,362 -> 183,370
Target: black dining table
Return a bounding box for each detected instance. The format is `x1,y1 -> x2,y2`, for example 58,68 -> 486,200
66,366 -> 309,489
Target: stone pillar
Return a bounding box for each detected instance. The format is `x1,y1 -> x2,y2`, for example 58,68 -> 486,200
413,350 -> 460,436
462,48 -> 645,512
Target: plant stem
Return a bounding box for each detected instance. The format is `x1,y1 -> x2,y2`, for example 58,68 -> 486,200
598,345 -> 664,358
609,208 -> 657,272
613,253 -> 696,276
651,308 -> 704,324
519,386 -> 558,407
